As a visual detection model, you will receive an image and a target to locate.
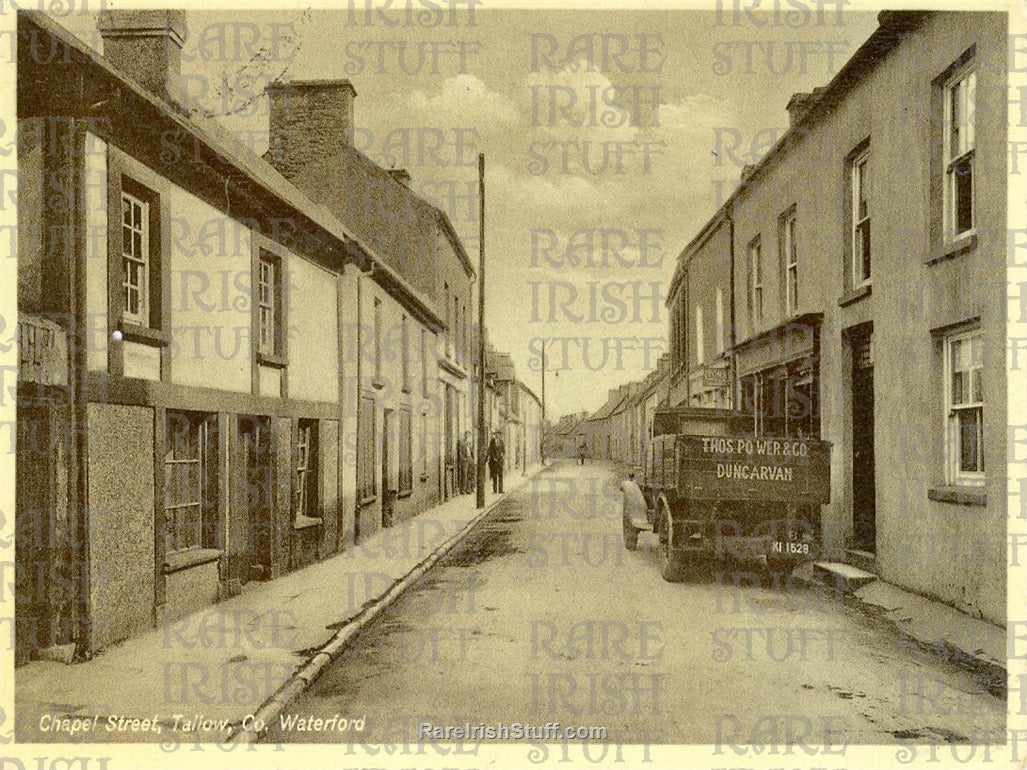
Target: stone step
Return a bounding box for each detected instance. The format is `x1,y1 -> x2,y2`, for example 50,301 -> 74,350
812,561 -> 878,593
845,548 -> 878,575
629,517 -> 653,531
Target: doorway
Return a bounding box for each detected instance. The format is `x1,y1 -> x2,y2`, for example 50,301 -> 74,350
382,408 -> 394,528
850,327 -> 876,552
238,415 -> 273,582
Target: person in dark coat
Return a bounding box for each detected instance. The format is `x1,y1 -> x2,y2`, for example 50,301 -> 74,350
487,430 -> 505,493
459,431 -> 475,494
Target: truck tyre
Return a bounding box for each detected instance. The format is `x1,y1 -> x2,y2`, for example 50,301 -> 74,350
766,556 -> 794,579
657,502 -> 687,582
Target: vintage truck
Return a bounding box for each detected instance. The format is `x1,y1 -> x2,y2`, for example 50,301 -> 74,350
622,406 -> 832,581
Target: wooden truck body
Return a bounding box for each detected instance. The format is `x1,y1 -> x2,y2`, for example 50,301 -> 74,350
624,406 -> 832,580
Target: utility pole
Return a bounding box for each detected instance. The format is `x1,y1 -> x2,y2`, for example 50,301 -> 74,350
476,153 -> 486,509
540,338 -> 546,465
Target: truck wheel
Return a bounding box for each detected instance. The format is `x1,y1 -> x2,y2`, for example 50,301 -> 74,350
657,505 -> 687,582
766,556 -> 794,579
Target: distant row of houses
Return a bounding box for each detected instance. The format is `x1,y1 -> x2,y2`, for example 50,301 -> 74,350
14,10 -> 540,663
555,11 -> 1008,626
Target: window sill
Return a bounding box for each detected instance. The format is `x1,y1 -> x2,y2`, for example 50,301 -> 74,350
927,485 -> 986,506
359,495 -> 378,507
397,490 -> 413,499
257,351 -> 288,369
164,548 -> 222,574
120,323 -> 169,347
925,233 -> 977,265
293,515 -> 322,530
838,284 -> 871,307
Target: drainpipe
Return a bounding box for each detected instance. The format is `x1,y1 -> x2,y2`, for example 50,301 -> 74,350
725,202 -> 740,420
69,118 -> 91,658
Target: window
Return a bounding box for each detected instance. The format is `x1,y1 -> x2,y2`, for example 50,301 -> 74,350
747,237 -> 763,326
401,315 -> 410,393
443,282 -> 451,358
295,420 -> 319,523
715,288 -> 725,356
421,328 -> 431,396
782,211 -> 798,314
373,298 -> 383,381
454,296 -> 461,364
851,148 -> 871,285
944,64 -> 976,240
398,408 -> 413,494
121,190 -> 149,326
945,329 -> 984,484
695,304 -> 705,365
358,395 -> 377,501
164,411 -> 215,553
421,412 -> 429,479
462,301 -> 469,365
257,254 -> 280,358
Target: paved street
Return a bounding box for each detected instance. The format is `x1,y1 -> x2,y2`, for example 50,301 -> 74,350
268,460 -> 1005,749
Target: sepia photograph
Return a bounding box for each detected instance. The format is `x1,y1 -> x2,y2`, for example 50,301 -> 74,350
1,0 -> 1025,768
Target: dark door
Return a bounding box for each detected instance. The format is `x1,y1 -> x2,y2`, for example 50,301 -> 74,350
238,415 -> 273,582
382,409 -> 394,528
851,330 -> 876,552
444,385 -> 455,499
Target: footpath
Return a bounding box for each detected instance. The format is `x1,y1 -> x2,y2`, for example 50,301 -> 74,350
794,561 -> 1007,695
15,464 -> 544,745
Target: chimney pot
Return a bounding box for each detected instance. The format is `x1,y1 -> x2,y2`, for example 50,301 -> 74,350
98,10 -> 187,105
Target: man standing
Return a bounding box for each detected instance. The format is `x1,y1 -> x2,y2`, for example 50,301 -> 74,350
460,431 -> 475,494
578,439 -> 588,466
487,430 -> 505,493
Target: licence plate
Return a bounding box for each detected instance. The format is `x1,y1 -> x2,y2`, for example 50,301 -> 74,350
771,541 -> 810,556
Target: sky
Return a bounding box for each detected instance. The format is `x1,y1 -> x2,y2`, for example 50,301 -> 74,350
64,2 -> 880,418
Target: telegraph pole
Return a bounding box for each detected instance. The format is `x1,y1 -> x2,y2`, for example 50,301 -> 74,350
540,338 -> 546,464
476,153 -> 486,509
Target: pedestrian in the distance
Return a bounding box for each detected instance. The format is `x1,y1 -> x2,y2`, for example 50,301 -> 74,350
460,431 -> 475,494
487,430 -> 505,493
578,440 -> 588,466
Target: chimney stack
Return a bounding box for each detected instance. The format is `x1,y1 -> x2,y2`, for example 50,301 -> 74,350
98,10 -> 187,105
786,91 -> 816,127
266,80 -> 357,180
388,168 -> 411,186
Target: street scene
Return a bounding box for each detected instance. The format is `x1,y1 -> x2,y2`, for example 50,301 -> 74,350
5,3 -> 1025,770
272,461 -> 1005,749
